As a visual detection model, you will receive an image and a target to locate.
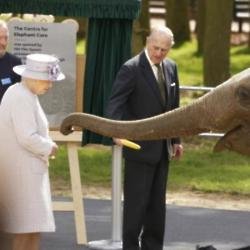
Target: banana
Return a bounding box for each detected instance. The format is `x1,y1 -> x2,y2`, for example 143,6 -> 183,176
120,139 -> 141,150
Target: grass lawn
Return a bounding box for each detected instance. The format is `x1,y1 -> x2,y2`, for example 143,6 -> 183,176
49,137 -> 250,197
168,137 -> 250,195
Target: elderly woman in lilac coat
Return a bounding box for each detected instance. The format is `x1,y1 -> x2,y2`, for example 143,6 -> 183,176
0,53 -> 65,250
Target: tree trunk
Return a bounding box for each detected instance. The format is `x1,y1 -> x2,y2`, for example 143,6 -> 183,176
165,0 -> 190,45
203,0 -> 233,86
132,0 -> 150,55
196,0 -> 206,54
248,28 -> 250,48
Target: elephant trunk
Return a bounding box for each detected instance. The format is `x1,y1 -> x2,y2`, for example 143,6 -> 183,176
60,69 -> 250,141
60,94 -> 235,140
60,106 -> 205,140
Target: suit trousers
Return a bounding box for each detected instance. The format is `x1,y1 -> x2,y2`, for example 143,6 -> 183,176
122,151 -> 169,250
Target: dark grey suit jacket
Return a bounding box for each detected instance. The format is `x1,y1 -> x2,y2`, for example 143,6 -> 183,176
105,51 -> 180,164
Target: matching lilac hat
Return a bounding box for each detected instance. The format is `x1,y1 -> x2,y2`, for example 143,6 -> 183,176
13,53 -> 65,81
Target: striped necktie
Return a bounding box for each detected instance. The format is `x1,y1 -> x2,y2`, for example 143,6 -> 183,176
155,64 -> 172,159
155,63 -> 166,104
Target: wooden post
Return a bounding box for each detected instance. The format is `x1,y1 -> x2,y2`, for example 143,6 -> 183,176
76,54 -> 85,112
50,131 -> 86,245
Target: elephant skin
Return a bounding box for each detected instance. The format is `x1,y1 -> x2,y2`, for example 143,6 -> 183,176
60,68 -> 250,156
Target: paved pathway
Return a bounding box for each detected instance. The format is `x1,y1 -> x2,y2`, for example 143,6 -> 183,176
39,198 -> 250,250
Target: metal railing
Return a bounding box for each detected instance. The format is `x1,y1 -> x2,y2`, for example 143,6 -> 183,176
180,85 -> 214,92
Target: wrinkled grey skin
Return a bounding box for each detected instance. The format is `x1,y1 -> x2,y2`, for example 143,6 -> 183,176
60,68 -> 250,156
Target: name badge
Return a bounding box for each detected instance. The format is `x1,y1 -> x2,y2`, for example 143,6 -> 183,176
1,77 -> 12,85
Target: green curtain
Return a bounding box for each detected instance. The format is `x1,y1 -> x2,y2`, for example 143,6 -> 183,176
0,0 -> 140,18
82,18 -> 133,145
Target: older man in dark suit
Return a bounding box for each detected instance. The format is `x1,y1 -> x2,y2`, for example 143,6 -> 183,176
106,25 -> 183,250
0,20 -> 21,103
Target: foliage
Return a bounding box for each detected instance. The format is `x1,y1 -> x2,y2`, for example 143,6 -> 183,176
76,39 -> 86,55
49,145 -> 112,187
230,45 -> 250,74
168,40 -> 203,86
168,40 -> 250,86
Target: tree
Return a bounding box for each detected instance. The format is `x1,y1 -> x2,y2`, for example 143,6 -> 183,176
165,0 -> 190,45
203,0 -> 233,86
132,0 -> 150,55
196,0 -> 206,54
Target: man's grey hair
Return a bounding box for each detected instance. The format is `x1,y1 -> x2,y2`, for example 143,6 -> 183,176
0,20 -> 9,36
147,25 -> 175,47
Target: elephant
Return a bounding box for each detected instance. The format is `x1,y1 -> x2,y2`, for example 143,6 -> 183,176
60,68 -> 250,156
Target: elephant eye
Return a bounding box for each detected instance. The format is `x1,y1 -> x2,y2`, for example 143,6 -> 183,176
236,86 -> 250,110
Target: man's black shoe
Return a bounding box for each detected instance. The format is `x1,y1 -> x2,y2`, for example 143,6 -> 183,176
196,245 -> 217,250
233,246 -> 250,250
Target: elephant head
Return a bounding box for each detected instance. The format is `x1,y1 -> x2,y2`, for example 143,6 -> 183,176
60,68 -> 250,156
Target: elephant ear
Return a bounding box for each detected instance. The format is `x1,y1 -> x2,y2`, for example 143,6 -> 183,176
213,125 -> 250,156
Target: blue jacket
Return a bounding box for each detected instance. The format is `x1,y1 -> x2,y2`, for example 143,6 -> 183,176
0,52 -> 22,103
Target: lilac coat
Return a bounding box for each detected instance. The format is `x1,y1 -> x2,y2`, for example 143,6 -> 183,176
0,82 -> 55,233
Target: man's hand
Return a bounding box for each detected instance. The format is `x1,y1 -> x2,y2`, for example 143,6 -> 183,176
172,144 -> 183,160
113,138 -> 123,146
